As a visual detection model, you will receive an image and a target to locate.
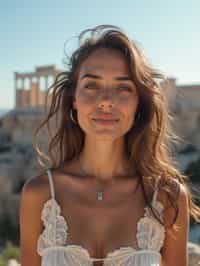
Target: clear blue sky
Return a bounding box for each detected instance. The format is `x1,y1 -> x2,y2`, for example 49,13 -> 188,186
0,0 -> 200,109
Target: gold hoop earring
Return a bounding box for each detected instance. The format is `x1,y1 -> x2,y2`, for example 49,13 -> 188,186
70,108 -> 78,124
135,112 -> 141,122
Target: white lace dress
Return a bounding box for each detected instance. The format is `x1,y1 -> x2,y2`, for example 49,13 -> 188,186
37,170 -> 166,265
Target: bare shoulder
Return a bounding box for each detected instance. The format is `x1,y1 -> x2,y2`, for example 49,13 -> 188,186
155,178 -> 189,227
21,171 -> 51,203
20,171 -> 52,228
155,178 -> 181,208
21,163 -> 79,203
164,179 -> 189,218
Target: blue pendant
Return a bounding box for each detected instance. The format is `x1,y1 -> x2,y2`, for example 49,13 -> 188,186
97,191 -> 103,200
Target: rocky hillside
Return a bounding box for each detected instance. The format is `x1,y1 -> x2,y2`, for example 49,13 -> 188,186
0,107 -> 47,229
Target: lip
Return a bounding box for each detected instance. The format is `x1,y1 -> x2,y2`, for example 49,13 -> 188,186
93,118 -> 119,121
92,119 -> 119,125
93,117 -> 119,121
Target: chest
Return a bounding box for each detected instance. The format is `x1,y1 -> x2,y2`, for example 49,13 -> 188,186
54,175 -> 151,258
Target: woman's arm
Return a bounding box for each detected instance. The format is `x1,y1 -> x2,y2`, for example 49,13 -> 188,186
19,176 -> 45,266
161,183 -> 190,266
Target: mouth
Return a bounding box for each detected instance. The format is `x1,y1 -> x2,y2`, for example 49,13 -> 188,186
92,119 -> 119,125
93,119 -> 119,121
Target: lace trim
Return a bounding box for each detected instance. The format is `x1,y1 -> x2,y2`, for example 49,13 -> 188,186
39,245 -> 161,262
37,197 -> 166,256
136,200 -> 165,251
37,198 -> 68,256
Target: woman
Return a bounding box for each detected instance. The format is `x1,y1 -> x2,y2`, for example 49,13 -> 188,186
20,25 -> 200,266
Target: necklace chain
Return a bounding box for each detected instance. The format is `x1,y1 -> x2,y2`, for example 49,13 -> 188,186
78,159 -> 139,201
78,159 -> 106,201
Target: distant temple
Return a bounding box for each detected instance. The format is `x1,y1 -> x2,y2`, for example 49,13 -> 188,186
14,65 -> 62,108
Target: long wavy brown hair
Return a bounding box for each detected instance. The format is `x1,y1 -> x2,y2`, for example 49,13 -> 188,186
34,24 -> 200,234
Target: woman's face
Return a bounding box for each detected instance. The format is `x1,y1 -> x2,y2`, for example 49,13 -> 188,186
73,47 -> 139,140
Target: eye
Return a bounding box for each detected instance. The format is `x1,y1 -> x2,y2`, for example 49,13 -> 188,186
118,85 -> 132,92
84,83 -> 99,89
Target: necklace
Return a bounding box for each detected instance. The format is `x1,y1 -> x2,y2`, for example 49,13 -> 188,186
78,159 -> 139,201
97,191 -> 104,201
78,160 -> 112,201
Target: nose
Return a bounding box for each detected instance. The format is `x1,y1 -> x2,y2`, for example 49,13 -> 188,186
97,89 -> 115,109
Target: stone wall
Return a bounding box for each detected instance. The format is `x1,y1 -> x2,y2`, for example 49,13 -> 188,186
15,65 -> 61,108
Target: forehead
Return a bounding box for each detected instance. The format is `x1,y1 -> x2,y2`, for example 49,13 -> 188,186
78,48 -> 131,77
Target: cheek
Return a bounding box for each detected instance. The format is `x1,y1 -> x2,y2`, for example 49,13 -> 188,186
119,94 -> 139,111
119,96 -> 139,126
75,93 -> 95,119
77,90 -> 96,104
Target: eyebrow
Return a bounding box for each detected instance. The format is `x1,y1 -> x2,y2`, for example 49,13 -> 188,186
80,73 -> 132,81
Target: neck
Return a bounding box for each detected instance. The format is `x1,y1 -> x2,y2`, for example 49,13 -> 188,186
77,153 -> 134,185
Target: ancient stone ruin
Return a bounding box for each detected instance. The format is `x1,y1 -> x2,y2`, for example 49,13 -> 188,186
14,65 -> 62,108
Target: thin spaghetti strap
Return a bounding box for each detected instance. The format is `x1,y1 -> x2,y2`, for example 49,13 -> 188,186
152,176 -> 160,204
46,169 -> 55,199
